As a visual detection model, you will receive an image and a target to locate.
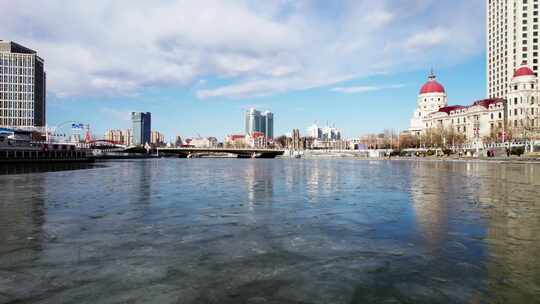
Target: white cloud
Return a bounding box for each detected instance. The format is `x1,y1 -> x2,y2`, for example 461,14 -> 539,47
99,107 -> 131,123
331,84 -> 405,94
396,27 -> 451,52
0,0 -> 484,99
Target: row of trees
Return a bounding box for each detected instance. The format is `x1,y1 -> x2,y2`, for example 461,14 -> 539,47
406,127 -> 467,149
400,123 -> 540,149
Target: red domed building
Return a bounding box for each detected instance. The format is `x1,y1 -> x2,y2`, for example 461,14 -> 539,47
409,72 -> 448,135
408,68 -> 530,145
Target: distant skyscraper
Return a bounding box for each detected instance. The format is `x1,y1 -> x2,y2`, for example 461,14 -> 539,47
263,111 -> 274,139
245,108 -> 260,135
244,108 -> 273,139
487,0 -> 540,98
131,112 -> 151,146
0,41 -> 46,128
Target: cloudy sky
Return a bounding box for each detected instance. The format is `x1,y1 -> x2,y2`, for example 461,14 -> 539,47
1,0 -> 486,139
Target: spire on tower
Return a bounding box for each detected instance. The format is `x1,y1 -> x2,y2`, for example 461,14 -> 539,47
428,68 -> 436,81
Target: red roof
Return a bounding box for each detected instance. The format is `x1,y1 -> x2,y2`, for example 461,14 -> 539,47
438,105 -> 465,114
420,80 -> 445,94
251,131 -> 265,138
437,98 -> 504,114
472,98 -> 504,108
514,65 -> 535,77
228,135 -> 245,140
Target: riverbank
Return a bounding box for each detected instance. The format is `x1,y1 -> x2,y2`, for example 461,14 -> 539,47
293,152 -> 540,164
384,156 -> 540,164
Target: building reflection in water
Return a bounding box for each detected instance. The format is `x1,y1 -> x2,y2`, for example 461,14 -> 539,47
0,172 -> 47,264
410,162 -> 449,247
408,161 -> 478,247
473,163 -> 540,303
244,160 -> 274,207
410,161 -> 540,302
126,160 -> 153,206
291,160 -> 341,203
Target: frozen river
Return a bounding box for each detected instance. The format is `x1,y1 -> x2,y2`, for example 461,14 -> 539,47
1,159 -> 539,303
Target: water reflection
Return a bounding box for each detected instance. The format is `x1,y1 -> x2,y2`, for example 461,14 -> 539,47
0,163 -> 99,175
0,172 -> 47,280
244,160 -> 274,206
473,164 -> 540,303
0,159 -> 540,303
409,161 -> 470,247
126,160 -> 153,205
410,161 -> 540,302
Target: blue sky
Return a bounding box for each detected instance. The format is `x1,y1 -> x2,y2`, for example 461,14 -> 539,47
1,0 -> 486,141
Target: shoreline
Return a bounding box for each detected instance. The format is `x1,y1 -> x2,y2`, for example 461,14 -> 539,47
296,155 -> 540,164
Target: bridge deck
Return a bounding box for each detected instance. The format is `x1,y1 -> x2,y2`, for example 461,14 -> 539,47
158,147 -> 285,153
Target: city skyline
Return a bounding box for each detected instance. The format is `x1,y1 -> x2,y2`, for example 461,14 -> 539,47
1,1 -> 486,139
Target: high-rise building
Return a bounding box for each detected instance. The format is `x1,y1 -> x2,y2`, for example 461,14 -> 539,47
244,108 -> 273,139
245,108 -> 261,135
263,111 -> 273,139
0,41 -> 46,128
487,0 -> 540,98
131,112 -> 151,146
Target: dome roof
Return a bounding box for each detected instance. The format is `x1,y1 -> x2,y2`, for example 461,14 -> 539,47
419,72 -> 445,94
514,65 -> 535,78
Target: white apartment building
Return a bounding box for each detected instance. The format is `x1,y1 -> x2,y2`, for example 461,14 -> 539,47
487,0 -> 540,98
0,41 -> 46,128
307,123 -> 341,140
104,129 -> 133,146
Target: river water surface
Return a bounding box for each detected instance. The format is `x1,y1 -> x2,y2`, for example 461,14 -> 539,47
1,159 -> 540,303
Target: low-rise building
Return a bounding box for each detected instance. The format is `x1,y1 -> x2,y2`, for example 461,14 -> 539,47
246,131 -> 267,148
190,137 -> 218,148
225,134 -> 246,147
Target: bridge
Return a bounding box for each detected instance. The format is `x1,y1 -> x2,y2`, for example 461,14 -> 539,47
157,147 -> 285,158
